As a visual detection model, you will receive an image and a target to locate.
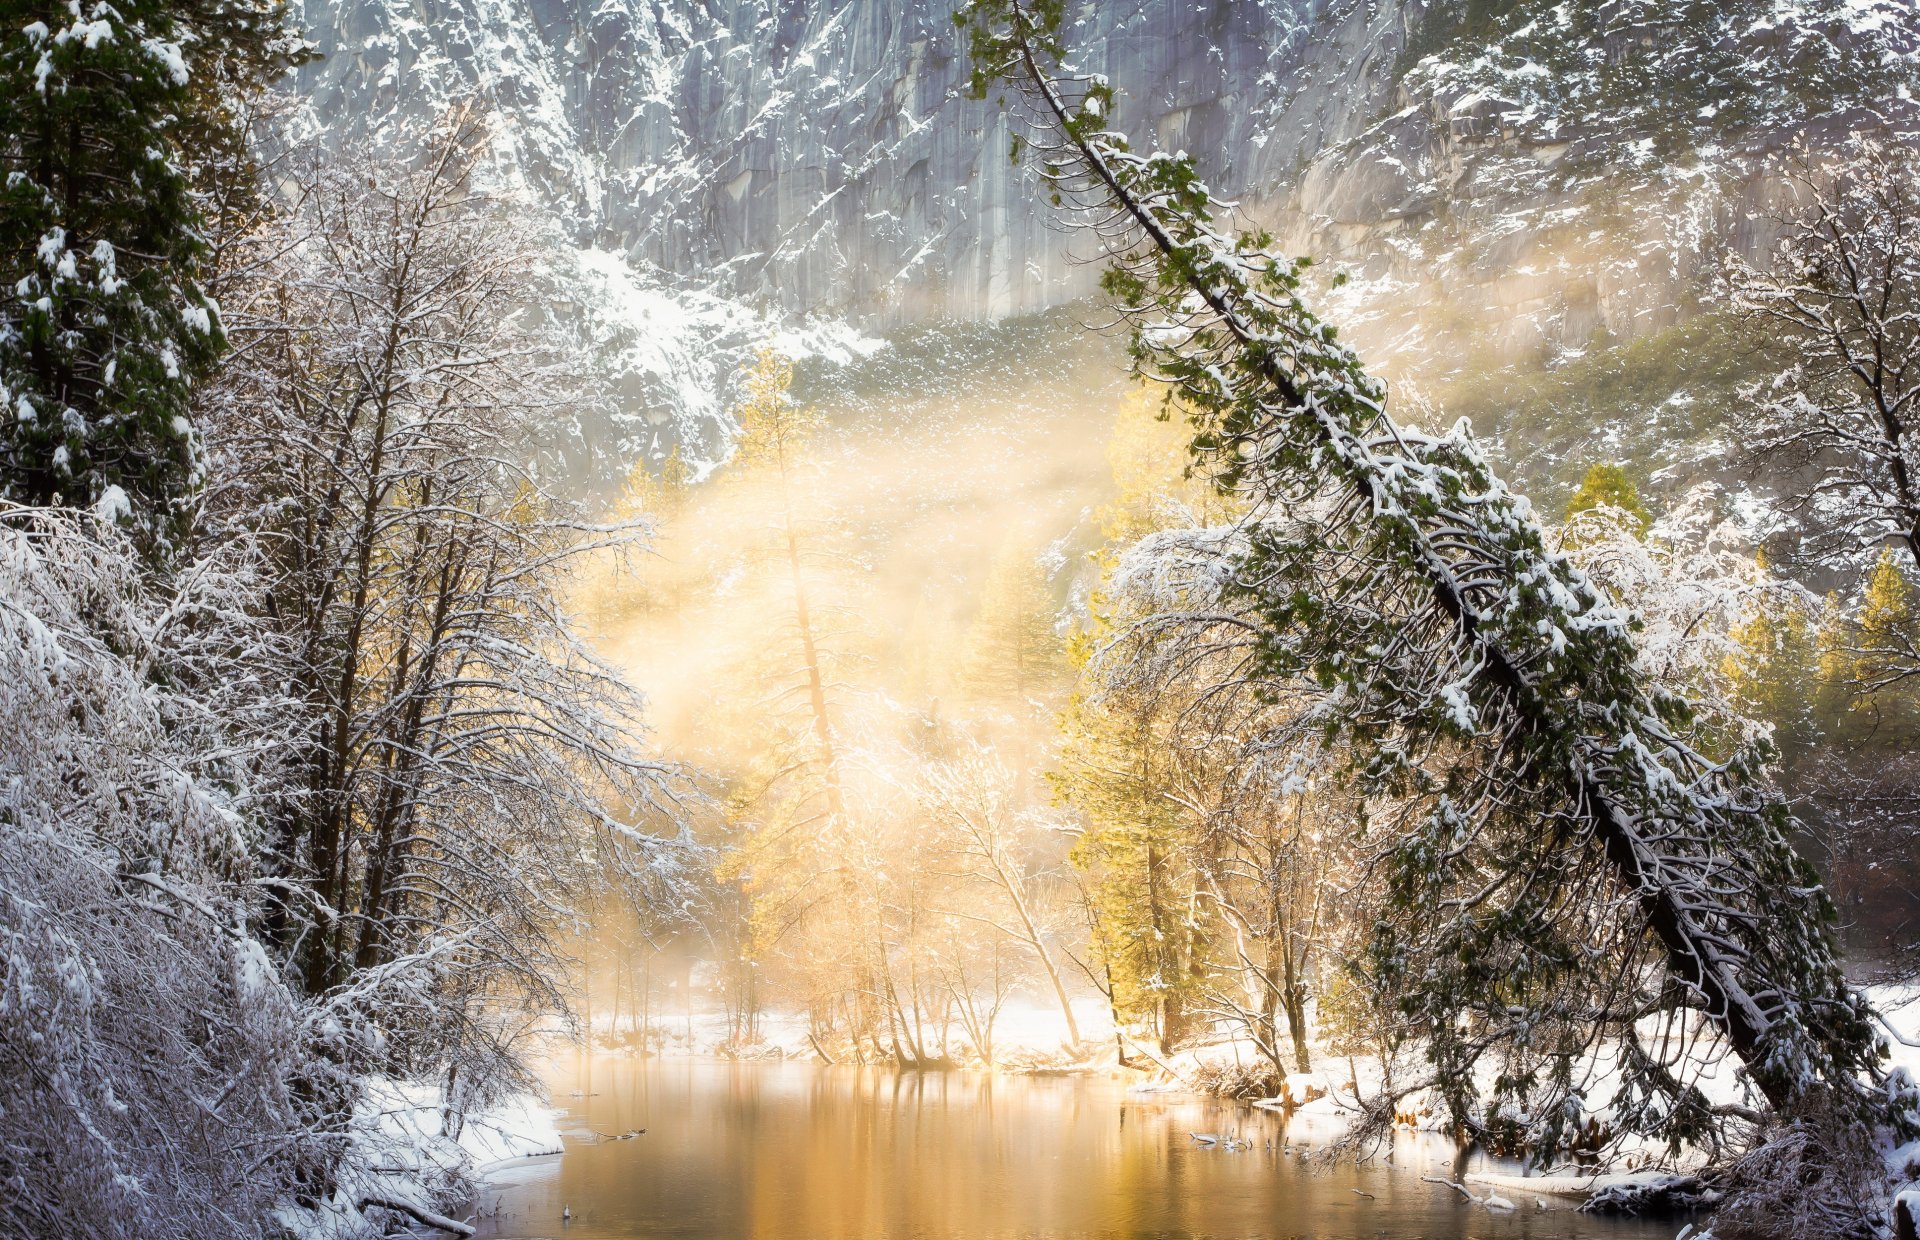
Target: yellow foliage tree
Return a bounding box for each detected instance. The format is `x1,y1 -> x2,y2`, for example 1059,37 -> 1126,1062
1855,547 -> 1920,734
959,531 -> 1065,707
1097,385 -> 1234,544
1724,553 -> 1818,760
1563,462 -> 1652,539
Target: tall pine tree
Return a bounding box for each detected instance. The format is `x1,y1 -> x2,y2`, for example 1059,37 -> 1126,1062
0,0 -> 302,553
959,532 -> 1063,705
959,0 -> 1889,1169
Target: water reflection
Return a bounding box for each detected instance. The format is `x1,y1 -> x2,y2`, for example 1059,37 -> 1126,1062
475,1058 -> 1675,1239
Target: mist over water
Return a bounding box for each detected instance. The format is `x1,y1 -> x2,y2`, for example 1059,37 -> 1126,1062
538,315 -> 1696,1240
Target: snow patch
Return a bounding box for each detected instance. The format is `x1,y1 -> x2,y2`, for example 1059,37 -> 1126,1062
94,485 -> 130,523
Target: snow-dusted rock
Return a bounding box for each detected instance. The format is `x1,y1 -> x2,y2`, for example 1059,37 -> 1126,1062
292,0 -> 1410,325
286,0 -> 1920,451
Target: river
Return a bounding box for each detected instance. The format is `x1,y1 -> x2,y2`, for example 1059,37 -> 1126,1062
471,1058 -> 1680,1239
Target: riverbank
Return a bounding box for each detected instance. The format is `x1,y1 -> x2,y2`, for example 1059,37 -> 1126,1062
553,985 -> 1920,1217
278,1081 -> 563,1240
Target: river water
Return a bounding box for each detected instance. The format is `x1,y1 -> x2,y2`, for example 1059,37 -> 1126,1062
472,1058 -> 1678,1240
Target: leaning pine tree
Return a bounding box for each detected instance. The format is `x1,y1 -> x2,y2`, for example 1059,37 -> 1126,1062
0,0 -> 301,554
957,0 -> 1901,1179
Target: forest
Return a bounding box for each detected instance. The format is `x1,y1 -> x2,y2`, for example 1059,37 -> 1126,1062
1,0 -> 1918,1238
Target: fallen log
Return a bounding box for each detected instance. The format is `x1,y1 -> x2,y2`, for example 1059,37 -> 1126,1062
1579,1175 -> 1716,1216
358,1195 -> 476,1237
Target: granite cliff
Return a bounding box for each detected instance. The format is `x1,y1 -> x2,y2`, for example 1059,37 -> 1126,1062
289,0 -> 1919,460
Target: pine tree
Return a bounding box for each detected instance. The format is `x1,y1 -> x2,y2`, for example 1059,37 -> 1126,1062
1564,461 -> 1651,536
1054,686 -> 1204,1054
0,0 -> 301,553
730,347 -> 844,824
959,532 -> 1063,705
615,446 -> 694,522
959,0 -> 1886,1159
1724,554 -> 1818,760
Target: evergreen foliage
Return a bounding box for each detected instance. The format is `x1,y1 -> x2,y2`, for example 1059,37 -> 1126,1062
1054,681 -> 1203,1053
0,0 -> 303,554
1565,462 -> 1651,535
1398,0 -> 1911,161
959,533 -> 1063,704
959,0 -> 1888,1158
726,346 -> 845,826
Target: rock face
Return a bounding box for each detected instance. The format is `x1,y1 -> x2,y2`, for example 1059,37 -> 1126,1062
1275,0 -> 1920,373
291,0 -> 1918,459
294,0 -> 1419,325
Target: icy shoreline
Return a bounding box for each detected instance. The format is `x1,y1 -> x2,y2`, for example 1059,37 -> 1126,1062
284,985 -> 1920,1235
278,1081 -> 563,1239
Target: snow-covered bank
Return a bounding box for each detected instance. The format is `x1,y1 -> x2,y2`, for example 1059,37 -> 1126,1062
1882,987 -> 1920,1236
549,981 -> 1920,1226
277,1082 -> 562,1239
575,996 -> 1116,1066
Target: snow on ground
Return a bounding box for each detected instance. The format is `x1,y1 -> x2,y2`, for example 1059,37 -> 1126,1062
368,1080 -> 564,1168
1877,984 -> 1920,1218
570,246 -> 887,459
581,995 -> 1115,1063
278,1079 -> 563,1239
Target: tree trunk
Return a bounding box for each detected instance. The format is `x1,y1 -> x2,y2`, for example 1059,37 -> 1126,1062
993,853 -> 1081,1045
987,25 -> 1876,1117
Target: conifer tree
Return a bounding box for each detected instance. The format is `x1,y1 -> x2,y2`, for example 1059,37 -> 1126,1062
959,532 -> 1063,705
1724,557 -> 1819,760
731,347 -> 845,824
0,0 -> 302,553
1054,686 -> 1202,1053
1564,461 -> 1651,535
960,0 -> 1887,1160
1052,388 -> 1255,1056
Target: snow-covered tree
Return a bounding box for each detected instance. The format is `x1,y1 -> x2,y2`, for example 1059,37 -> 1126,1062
1852,547 -> 1920,702
958,0 -> 1887,1168
0,0 -> 303,555
1083,531 -> 1348,1076
1731,138 -> 1920,584
203,114 -> 694,1117
1564,462 -> 1652,537
0,507 -> 323,1239
1060,396 -> 1331,1070
918,743 -> 1082,1045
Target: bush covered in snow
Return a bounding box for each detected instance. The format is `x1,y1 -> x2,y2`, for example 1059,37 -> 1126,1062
0,509 -> 326,1239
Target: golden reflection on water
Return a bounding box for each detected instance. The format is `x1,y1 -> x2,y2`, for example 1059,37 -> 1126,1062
474,1058 -> 1676,1240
